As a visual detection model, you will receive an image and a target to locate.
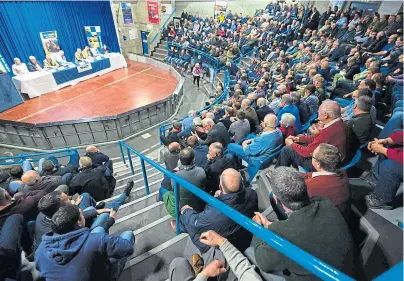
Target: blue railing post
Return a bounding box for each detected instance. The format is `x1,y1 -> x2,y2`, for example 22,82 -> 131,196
118,141 -> 126,165
173,181 -> 180,235
140,159 -> 150,195
126,147 -> 134,175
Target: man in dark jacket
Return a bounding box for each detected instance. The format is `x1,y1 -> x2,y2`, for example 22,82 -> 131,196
40,159 -> 77,185
204,143 -> 236,195
177,168 -> 258,253
256,97 -> 274,122
160,122 -> 182,147
85,145 -> 113,176
344,95 -> 373,163
252,167 -> 355,281
192,118 -> 230,148
19,170 -> 64,197
187,136 -> 208,168
69,157 -> 116,201
35,204 -> 134,281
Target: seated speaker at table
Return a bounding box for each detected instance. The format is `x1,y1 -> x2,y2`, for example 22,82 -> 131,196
12,58 -> 29,76
75,48 -> 84,63
28,56 -> 43,72
56,50 -> 68,65
82,46 -> 93,59
43,54 -> 60,68
101,44 -> 110,55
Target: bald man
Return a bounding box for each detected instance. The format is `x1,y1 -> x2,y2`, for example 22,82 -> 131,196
176,168 -> 258,253
85,145 -> 113,176
227,114 -> 283,172
69,157 -> 116,201
17,170 -> 66,198
163,142 -> 182,171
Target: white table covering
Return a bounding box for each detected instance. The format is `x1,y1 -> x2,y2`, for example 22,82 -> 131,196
12,53 -> 127,99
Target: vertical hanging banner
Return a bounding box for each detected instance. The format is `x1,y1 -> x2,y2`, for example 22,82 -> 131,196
40,31 -> 61,54
84,26 -> 102,49
161,1 -> 173,15
0,53 -> 10,73
214,0 -> 228,18
147,1 -> 160,24
121,3 -> 134,24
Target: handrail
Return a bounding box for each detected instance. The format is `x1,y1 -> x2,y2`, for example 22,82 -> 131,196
166,42 -> 219,67
150,8 -> 177,46
0,148 -> 79,166
118,140 -> 355,281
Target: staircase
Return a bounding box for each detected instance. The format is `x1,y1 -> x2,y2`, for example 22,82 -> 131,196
99,154 -> 189,281
151,39 -> 168,62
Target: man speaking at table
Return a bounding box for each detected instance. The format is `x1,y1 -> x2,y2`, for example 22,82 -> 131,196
28,56 -> 43,72
43,54 -> 59,69
75,48 -> 84,63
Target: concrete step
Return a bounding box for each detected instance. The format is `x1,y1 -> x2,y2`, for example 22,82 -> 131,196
115,165 -> 163,186
113,156 -> 159,172
152,53 -> 166,61
110,202 -> 168,234
131,215 -> 175,258
103,177 -> 162,206
112,171 -> 163,197
114,162 -> 162,181
154,48 -> 167,56
121,233 -> 189,281
114,191 -> 159,220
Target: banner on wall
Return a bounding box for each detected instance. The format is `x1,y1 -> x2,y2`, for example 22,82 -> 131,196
84,26 -> 102,49
214,0 -> 228,18
0,53 -> 10,73
40,31 -> 61,54
121,3 -> 133,24
161,3 -> 172,15
147,1 -> 160,24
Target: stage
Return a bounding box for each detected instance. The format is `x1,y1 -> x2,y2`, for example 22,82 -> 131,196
0,58 -> 184,149
0,60 -> 178,124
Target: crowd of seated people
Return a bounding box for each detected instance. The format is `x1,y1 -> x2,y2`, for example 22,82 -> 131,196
0,1 -> 403,281
160,2 -> 402,281
11,44 -> 111,76
0,145 -> 136,280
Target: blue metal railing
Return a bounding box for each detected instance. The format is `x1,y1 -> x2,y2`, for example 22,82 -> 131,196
118,140 -> 355,281
150,8 -> 177,46
0,148 -> 79,166
165,42 -> 219,69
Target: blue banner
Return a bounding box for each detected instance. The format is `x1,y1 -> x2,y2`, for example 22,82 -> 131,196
0,52 -> 10,73
121,3 -> 133,24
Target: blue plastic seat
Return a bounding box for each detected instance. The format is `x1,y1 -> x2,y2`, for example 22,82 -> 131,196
299,113 -> 318,133
247,149 -> 282,182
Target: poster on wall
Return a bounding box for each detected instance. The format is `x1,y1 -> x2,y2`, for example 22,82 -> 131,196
84,26 -> 102,49
161,3 -> 172,15
40,31 -> 61,54
147,1 -> 160,24
121,3 -> 133,24
0,53 -> 10,73
214,0 -> 228,18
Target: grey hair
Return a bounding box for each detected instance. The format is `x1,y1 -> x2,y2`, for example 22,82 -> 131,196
321,99 -> 341,119
314,143 -> 342,173
241,98 -> 251,107
29,56 -> 36,60
356,95 -> 373,112
277,84 -> 287,93
290,92 -> 301,105
202,118 -> 215,127
206,112 -> 215,119
188,110 -> 196,116
270,167 -> 310,211
281,113 -> 296,127
281,94 -> 292,105
264,114 -> 278,128
193,117 -> 202,126
210,142 -> 223,155
257,97 -> 266,108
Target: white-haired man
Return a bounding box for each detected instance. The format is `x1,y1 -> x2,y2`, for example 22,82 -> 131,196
12,58 -> 28,76
27,56 -> 42,72
178,110 -> 197,138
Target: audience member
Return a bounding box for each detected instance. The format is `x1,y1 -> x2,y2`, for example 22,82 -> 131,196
228,110 -> 250,143
27,56 -> 43,72
187,136 -> 208,168
192,118 -> 230,147
12,58 -> 29,76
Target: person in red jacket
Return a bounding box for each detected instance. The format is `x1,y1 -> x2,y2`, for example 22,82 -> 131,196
275,100 -> 346,171
363,131 -> 403,209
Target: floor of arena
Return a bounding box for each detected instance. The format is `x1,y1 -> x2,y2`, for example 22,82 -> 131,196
0,60 -> 178,124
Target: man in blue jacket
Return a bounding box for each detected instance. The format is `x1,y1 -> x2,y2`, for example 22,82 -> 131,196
277,94 -> 302,132
227,114 -> 283,168
176,168 -> 258,253
35,204 -> 134,281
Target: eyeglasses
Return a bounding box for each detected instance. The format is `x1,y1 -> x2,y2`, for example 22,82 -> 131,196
310,153 -> 319,162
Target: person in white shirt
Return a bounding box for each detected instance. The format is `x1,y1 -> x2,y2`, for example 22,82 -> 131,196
28,56 -> 43,72
12,58 -> 29,76
56,51 -> 68,65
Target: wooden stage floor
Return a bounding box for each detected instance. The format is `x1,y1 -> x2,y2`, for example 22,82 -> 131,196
0,60 -> 178,124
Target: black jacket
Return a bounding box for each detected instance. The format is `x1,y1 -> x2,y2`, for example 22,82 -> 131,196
344,112 -> 373,163
40,164 -> 77,177
204,155 -> 236,194
69,167 -> 115,201
180,187 -> 258,253
253,197 -> 355,281
198,122 -> 230,147
85,152 -> 109,168
256,105 -> 274,122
